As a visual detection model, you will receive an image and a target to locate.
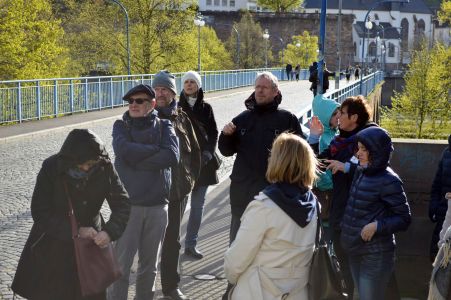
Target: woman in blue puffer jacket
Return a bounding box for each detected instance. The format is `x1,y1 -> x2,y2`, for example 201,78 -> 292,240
340,126 -> 411,300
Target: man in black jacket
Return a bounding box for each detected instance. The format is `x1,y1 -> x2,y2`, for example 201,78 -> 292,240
219,72 -> 304,300
219,71 -> 304,244
152,70 -> 202,300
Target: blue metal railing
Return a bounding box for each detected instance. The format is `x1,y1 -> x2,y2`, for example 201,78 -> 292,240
296,71 -> 384,127
0,68 -> 286,124
0,69 -> 382,125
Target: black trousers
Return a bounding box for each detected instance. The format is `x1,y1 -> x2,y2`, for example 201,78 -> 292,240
160,194 -> 188,295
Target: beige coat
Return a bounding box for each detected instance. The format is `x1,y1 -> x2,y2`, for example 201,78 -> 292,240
224,192 -> 317,300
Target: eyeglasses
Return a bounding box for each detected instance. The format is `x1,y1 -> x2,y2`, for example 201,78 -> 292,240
126,98 -> 150,105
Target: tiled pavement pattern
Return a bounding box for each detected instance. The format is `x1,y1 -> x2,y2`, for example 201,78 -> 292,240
0,80 -> 323,299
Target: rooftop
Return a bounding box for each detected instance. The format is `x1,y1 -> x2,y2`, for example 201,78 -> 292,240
303,0 -> 433,14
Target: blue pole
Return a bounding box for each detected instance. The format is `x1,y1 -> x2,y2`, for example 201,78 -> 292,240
318,0 -> 327,94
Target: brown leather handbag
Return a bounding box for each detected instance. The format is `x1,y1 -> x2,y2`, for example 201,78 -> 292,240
64,182 -> 122,297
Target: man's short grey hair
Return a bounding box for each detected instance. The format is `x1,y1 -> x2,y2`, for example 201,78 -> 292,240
255,71 -> 279,90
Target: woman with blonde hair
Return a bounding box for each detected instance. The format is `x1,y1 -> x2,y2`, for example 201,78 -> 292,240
224,132 -> 318,300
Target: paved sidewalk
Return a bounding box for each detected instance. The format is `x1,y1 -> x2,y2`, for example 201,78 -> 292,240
1,79 -> 428,300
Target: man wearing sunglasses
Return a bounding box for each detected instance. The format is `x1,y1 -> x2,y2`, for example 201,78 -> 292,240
152,70 -> 202,300
109,84 -> 179,300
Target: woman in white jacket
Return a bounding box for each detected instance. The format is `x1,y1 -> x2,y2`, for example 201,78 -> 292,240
224,133 -> 318,300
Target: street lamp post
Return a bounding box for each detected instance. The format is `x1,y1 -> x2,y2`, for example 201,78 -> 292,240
232,26 -> 240,68
109,0 -> 131,75
360,0 -> 410,94
194,14 -> 205,72
263,29 -> 270,68
278,37 -> 284,79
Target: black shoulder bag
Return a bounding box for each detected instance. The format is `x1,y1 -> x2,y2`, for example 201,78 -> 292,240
308,202 -> 348,300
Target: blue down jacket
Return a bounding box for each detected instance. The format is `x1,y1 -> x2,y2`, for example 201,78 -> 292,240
340,127 -> 411,256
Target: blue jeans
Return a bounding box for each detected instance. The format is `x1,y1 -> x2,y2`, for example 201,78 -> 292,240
348,251 -> 395,300
184,185 -> 208,248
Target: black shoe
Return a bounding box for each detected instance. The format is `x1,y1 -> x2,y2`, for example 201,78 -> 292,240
164,288 -> 190,300
184,247 -> 204,259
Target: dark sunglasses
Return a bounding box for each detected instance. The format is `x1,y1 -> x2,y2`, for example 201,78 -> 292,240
126,98 -> 150,105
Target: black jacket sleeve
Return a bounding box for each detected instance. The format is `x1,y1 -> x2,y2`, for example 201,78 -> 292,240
205,104 -> 219,155
102,164 -> 130,241
31,159 -> 72,241
430,154 -> 444,221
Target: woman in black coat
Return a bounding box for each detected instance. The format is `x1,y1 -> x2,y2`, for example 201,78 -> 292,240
12,129 -> 130,300
179,71 -> 219,259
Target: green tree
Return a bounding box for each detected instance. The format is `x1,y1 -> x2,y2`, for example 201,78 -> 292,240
153,25 -> 233,72
283,32 -> 318,68
0,0 -> 67,80
60,1 -> 124,76
122,0 -> 197,74
226,12 -> 272,69
381,42 -> 451,139
257,0 -> 303,12
438,0 -> 451,23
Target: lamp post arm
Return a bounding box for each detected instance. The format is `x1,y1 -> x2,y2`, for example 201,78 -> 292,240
232,26 -> 240,68
109,0 -> 131,75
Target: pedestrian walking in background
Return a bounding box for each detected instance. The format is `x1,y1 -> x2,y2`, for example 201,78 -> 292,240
354,65 -> 361,80
285,63 -> 292,81
224,133 -> 318,300
309,62 -> 334,95
153,71 -> 202,300
340,126 -> 411,300
309,95 -> 376,298
12,129 -> 130,300
178,71 -> 220,260
429,134 -> 451,261
108,84 -> 179,300
219,71 -> 304,299
345,65 -> 352,82
295,64 -> 301,81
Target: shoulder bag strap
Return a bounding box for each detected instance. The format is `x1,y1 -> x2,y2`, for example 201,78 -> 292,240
63,181 -> 79,239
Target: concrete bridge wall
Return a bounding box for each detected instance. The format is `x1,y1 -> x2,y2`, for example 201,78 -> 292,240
392,139 -> 448,256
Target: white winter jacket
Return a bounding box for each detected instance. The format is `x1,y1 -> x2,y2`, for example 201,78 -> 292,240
224,192 -> 317,300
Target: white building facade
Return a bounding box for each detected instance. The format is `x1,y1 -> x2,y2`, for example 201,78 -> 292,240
302,0 -> 434,69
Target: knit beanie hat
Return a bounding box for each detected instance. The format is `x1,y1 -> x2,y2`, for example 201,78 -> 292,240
152,70 -> 177,95
182,71 -> 202,89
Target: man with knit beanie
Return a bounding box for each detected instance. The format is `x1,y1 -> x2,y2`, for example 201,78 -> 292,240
179,71 -> 219,260
152,71 -> 201,300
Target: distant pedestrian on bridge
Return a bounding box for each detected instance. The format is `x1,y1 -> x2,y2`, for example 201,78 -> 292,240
285,63 -> 293,81
153,71 -> 202,300
309,62 -> 335,96
12,129 -> 130,300
224,133 -> 318,300
109,84 -> 179,300
178,71 -> 220,261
